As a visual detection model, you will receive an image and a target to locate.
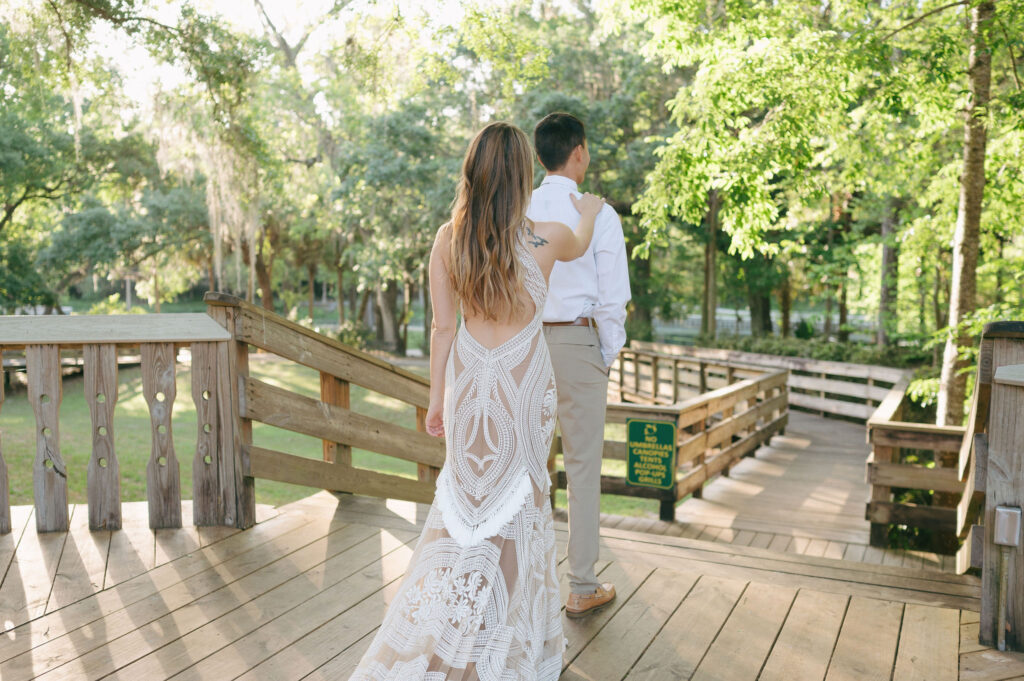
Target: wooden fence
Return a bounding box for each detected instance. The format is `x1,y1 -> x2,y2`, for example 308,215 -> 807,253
629,341 -> 906,421
553,344 -> 789,520
0,294 -> 439,535
0,313 -> 237,532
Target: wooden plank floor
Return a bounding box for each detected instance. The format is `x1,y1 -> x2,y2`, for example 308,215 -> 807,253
570,410 -> 956,572
4,491 -> 1021,680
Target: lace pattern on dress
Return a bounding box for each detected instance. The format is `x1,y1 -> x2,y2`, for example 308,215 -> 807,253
349,232 -> 563,681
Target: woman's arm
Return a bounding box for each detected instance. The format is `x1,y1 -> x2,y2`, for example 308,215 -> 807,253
544,192 -> 606,262
425,225 -> 457,437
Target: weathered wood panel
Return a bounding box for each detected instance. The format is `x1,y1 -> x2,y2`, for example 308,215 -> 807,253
84,344 -> 120,530
241,377 -> 446,469
141,343 -> 181,529
206,293 -> 430,409
246,445 -> 435,504
0,313 -> 230,345
191,342 -> 221,526
320,374 -> 351,467
867,461 -> 964,494
869,422 -> 966,451
207,305 -> 254,529
980,340 -> 1024,650
26,344 -> 68,532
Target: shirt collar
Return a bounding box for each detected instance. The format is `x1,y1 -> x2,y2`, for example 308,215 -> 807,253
540,174 -> 579,192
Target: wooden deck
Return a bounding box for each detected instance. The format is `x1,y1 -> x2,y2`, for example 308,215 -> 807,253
575,410 -> 957,572
2,489 -> 1023,680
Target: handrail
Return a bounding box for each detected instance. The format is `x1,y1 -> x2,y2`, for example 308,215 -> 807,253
630,340 -> 904,421
0,319 -> 239,533
552,362 -> 789,520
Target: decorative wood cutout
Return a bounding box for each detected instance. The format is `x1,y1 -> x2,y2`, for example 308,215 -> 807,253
191,342 -> 221,526
84,344 -> 121,530
27,344 -> 68,532
142,343 -> 181,529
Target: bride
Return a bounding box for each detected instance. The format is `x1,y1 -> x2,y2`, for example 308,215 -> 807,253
349,121 -> 604,680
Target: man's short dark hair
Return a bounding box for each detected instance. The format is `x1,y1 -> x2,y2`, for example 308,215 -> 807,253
534,113 -> 586,171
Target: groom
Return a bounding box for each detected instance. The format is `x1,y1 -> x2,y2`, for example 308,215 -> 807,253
527,113 -> 631,618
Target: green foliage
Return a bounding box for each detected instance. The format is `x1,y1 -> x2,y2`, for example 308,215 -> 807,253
691,334 -> 930,369
335,319 -> 372,350
87,293 -> 145,314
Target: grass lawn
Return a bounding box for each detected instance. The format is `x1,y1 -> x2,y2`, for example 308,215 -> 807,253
1,357 -> 659,517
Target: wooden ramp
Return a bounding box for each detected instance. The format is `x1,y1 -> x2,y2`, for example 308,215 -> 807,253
579,410 -> 957,572
2,492 -> 1022,680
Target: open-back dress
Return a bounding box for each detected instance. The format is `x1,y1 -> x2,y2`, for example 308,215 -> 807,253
349,233 -> 564,681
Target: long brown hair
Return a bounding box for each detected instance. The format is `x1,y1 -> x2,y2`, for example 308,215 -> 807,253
448,122 -> 534,321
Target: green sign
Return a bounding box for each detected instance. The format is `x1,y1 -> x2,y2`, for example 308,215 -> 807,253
626,419 -> 677,490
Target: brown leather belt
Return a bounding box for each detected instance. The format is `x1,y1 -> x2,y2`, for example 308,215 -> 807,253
543,317 -> 596,328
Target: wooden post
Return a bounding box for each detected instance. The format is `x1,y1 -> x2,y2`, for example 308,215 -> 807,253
692,415 -> 707,500
27,344 -> 68,532
320,373 -> 352,466
191,342 -> 221,526
416,406 -> 440,483
979,334 -> 1024,651
652,357 -> 660,402
869,444 -> 895,547
671,359 -> 680,403
208,304 -> 255,529
0,349 -> 8,535
84,344 -> 121,530
633,352 -> 640,396
142,343 -> 182,529
820,371 -> 827,417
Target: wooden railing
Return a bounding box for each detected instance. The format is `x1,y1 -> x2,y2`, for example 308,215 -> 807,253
953,322 -> 1024,650
864,374 -> 967,547
0,313 -> 236,532
0,294 -> 441,535
552,353 -> 788,520
204,293 -> 440,508
629,341 -> 906,421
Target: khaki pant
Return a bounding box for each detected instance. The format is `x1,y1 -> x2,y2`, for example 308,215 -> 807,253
543,325 -> 608,595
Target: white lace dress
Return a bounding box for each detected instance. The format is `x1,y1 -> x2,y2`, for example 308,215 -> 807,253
349,238 -> 563,681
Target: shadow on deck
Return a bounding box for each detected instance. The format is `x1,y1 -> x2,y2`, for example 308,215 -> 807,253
1,487 -> 1022,680
576,411 -> 957,572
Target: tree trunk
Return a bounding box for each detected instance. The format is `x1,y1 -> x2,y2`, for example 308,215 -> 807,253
824,222 -> 834,338
422,267 -> 433,356
125,278 -> 132,310
838,277 -> 849,342
207,261 -> 215,293
917,255 -> 927,335
629,245 -> 654,341
878,209 -> 899,347
937,0 -> 993,427
358,289 -> 372,326
336,266 -> 346,325
701,191 -> 719,339
154,270 -> 161,314
255,250 -> 274,312
307,263 -> 317,321
779,272 -> 791,337
747,288 -> 772,337
376,283 -> 400,353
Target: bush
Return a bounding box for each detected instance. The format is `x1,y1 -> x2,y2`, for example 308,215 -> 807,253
689,334 -> 930,369
794,318 -> 815,340
88,294 -> 146,315
336,319 -> 372,350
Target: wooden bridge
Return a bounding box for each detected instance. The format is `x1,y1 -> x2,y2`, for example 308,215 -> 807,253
0,296 -> 1022,680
